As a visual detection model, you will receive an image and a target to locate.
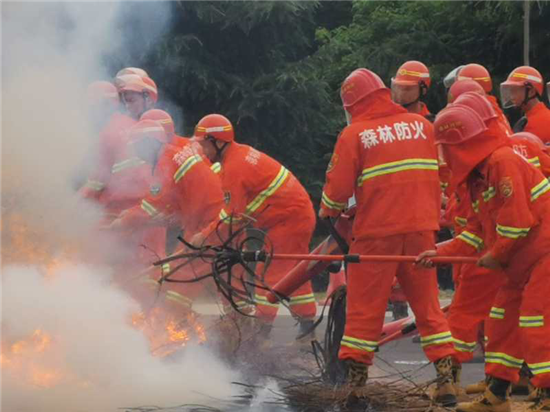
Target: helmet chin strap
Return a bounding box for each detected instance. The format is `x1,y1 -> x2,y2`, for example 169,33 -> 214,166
521,84 -> 538,108
207,136 -> 228,163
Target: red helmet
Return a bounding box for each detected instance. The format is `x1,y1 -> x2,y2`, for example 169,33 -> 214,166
193,114 -> 234,143
500,66 -> 544,108
434,106 -> 488,145
115,67 -> 149,79
341,69 -> 385,109
451,92 -> 498,124
141,109 -> 175,139
116,74 -> 158,104
447,79 -> 485,103
87,81 -> 119,106
392,60 -> 431,88
127,119 -> 169,144
457,63 -> 493,93
510,132 -> 548,153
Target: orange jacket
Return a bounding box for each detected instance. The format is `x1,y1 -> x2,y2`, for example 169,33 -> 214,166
524,102 -> 550,144
203,142 -> 314,234
119,142 -> 224,238
320,89 -> 441,239
487,95 -> 513,136
79,112 -> 137,207
438,146 -> 550,277
510,139 -> 550,178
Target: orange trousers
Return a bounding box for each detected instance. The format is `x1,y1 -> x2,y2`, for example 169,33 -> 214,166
254,209 -> 317,323
448,263 -> 505,363
339,231 -> 454,365
485,255 -> 550,388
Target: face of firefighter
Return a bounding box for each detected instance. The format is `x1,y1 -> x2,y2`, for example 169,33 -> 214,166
391,83 -> 420,106
500,84 -> 532,109
122,91 -> 148,119
198,138 -> 218,162
131,137 -> 163,164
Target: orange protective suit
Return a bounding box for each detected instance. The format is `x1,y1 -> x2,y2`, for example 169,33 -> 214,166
523,102 -> 550,144
320,89 -> 454,365
445,184 -> 505,363
438,146 -> 550,387
201,142 -> 317,323
117,141 -> 224,302
80,111 -> 166,275
510,138 -> 550,177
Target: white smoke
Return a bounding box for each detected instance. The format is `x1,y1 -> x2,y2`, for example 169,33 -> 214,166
2,265 -> 239,412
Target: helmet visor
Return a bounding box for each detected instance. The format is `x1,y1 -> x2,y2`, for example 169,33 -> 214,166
443,66 -> 464,89
500,83 -> 524,109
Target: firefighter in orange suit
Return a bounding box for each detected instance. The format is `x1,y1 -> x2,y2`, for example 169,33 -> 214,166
501,66 -> 550,143
110,119 -> 224,310
190,114 -> 317,341
510,132 -> 550,178
319,68 -> 456,406
418,105 -> 550,412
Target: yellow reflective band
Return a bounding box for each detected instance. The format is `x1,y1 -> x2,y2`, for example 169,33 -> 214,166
490,307 -> 505,319
496,224 -> 530,239
254,294 -> 279,308
420,331 -> 453,348
85,179 -> 105,191
341,335 -> 378,352
219,208 -> 241,225
245,166 -> 289,214
453,338 -> 477,353
455,216 -> 467,227
531,179 -> 550,202
141,200 -> 162,219
321,192 -> 346,211
519,315 -> 544,328
528,157 -> 541,168
485,352 -> 524,369
174,154 -> 202,183
357,158 -> 438,186
289,293 -> 316,306
210,162 -> 221,174
528,361 -> 550,375
162,263 -> 171,274
457,231 -> 484,251
482,186 -> 496,202
112,157 -> 146,174
398,69 -> 430,78
472,200 -> 480,213
166,290 -> 193,308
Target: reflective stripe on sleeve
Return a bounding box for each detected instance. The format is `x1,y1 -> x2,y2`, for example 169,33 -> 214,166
496,224 -> 530,239
174,155 -> 203,183
321,192 -> 347,211
245,166 -> 289,214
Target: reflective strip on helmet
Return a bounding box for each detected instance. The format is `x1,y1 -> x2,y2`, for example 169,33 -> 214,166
289,293 -> 316,306
166,290 -> 193,309
511,72 -> 543,83
496,224 -> 530,239
357,158 -> 438,186
341,335 -> 378,353
458,75 -> 491,82
141,200 -> 163,219
482,186 -> 496,202
398,69 -> 430,78
455,216 -> 467,227
245,166 -> 289,214
254,294 -> 279,308
210,162 -> 221,174
527,157 -> 541,168
195,125 -> 232,133
456,231 -> 484,251
136,126 -> 164,134
489,307 -> 505,319
531,178 -> 550,202
112,157 -> 146,174
420,331 -> 453,348
85,179 -> 105,191
528,361 -> 550,376
486,352 -> 524,369
453,338 -> 477,353
519,315 -> 544,328
321,192 -> 346,211
173,154 -> 202,183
